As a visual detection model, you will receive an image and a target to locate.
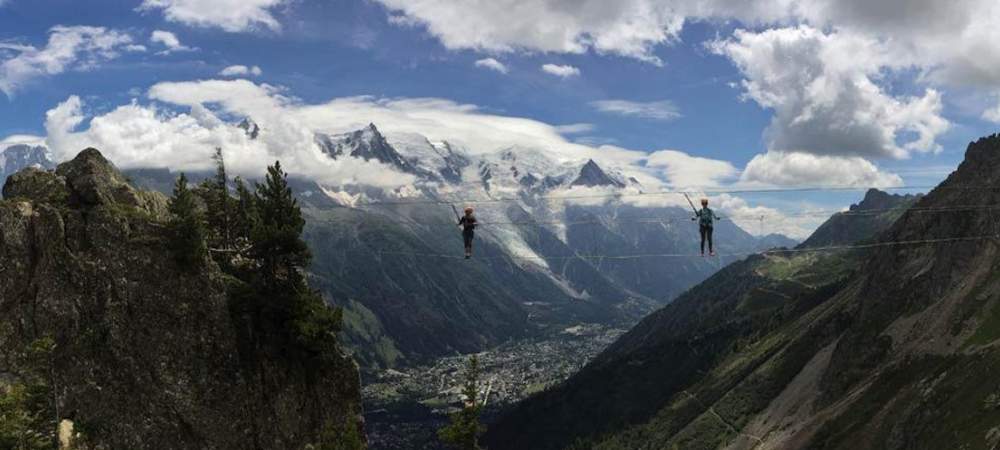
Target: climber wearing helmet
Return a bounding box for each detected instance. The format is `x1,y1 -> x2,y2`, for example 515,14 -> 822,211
458,206 -> 478,259
693,198 -> 722,256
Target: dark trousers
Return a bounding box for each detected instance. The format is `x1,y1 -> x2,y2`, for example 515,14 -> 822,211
463,231 -> 474,250
700,225 -> 713,254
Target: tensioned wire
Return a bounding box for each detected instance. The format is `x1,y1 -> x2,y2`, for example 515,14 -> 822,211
376,234 -> 996,261
356,183 -> 978,207
354,204 -> 1000,228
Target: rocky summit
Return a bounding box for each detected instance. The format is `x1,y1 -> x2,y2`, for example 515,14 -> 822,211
0,149 -> 363,449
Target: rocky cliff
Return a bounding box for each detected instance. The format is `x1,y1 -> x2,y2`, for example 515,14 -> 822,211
486,134 -> 1000,450
0,149 -> 363,449
800,188 -> 921,248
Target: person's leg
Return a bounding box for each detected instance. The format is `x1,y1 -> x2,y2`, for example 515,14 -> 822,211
464,232 -> 473,257
708,227 -> 714,255
700,226 -> 707,255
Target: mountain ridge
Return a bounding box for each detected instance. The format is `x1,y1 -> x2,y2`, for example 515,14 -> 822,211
485,133 -> 1000,450
4,123 -> 797,371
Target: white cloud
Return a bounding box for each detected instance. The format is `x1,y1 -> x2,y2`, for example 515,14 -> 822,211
474,58 -> 508,74
138,0 -> 287,33
984,95 -> 1000,123
372,0 -> 1000,69
712,194 -> 825,240
150,30 -> 195,54
42,86 -> 416,188
373,0 -> 1000,122
219,65 -> 263,77
591,99 -> 680,121
7,78 -> 894,239
541,64 -> 580,78
36,80 -> 652,190
120,80 -> 663,187
376,0 -> 682,64
294,96 -> 645,166
554,123 -> 594,135
740,151 -> 903,188
712,26 -> 949,160
0,26 -> 138,97
646,149 -> 738,187
0,134 -> 46,148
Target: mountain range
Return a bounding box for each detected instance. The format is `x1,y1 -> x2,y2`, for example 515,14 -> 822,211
0,143 -> 53,181
1,124 -> 797,371
485,134 -> 1000,450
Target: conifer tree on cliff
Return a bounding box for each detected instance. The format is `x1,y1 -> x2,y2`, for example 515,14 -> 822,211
168,173 -> 207,269
203,148 -> 234,251
233,176 -> 258,246
251,161 -> 310,290
247,161 -> 341,355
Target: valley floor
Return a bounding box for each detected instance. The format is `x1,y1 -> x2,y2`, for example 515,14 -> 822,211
363,324 -> 625,449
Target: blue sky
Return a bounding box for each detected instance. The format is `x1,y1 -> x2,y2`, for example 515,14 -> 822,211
3,0 -> 1000,237
0,1 -> 768,158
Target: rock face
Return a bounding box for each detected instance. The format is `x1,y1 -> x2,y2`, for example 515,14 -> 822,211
0,149 -> 363,449
315,123 -> 419,175
487,135 -> 1000,450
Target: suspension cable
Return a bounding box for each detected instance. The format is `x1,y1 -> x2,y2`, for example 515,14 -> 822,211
376,234 -> 994,261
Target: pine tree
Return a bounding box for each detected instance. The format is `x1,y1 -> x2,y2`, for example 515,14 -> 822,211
251,161 -> 309,289
168,173 -> 207,269
438,356 -> 485,450
233,176 -> 258,249
244,161 -> 341,356
205,148 -> 233,250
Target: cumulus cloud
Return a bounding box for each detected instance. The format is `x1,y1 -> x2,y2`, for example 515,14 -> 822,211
740,151 -> 903,188
8,77 -> 862,238
591,99 -> 680,121
377,0 -> 682,64
373,0 -> 1000,123
150,30 -> 195,54
646,149 -> 738,187
42,85 -> 417,188
293,96 -> 645,166
712,26 -> 949,160
0,26 -> 138,97
474,58 -> 508,74
541,64 -> 580,78
984,96 -> 1000,123
32,80 -> 656,190
138,0 -> 287,32
219,65 -> 263,77
712,194 -> 826,240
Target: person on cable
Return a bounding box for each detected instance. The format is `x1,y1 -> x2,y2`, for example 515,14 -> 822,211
458,206 -> 478,259
692,198 -> 722,256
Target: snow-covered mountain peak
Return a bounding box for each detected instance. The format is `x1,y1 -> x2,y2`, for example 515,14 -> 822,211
571,159 -> 625,188
315,123 -> 414,171
1,144 -> 55,183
